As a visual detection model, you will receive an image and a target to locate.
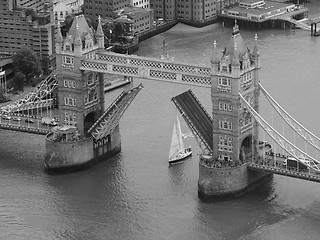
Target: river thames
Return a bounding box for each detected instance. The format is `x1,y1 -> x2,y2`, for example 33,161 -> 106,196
2,2 -> 320,240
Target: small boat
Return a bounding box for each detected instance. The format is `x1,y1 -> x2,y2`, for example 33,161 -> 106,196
168,115 -> 192,165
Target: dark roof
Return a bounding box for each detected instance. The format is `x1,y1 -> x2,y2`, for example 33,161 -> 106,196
68,15 -> 93,42
225,24 -> 247,60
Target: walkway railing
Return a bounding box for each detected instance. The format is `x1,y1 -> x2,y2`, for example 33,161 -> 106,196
248,160 -> 320,183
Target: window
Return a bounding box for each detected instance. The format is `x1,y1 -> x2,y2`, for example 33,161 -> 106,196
219,102 -> 232,111
64,79 -> 76,88
64,97 -> 76,106
219,120 -> 232,130
87,73 -> 94,85
64,111 -> 76,125
63,56 -> 73,64
218,77 -> 230,86
218,135 -> 233,152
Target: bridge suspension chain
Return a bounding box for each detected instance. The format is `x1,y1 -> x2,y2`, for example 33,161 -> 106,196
0,72 -> 58,113
260,83 -> 320,152
239,92 -> 320,172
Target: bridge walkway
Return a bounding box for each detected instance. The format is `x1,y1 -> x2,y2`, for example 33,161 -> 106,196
172,90 -> 213,152
248,157 -> 320,183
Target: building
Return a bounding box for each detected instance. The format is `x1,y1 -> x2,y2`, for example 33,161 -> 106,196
0,0 -> 55,58
150,0 -> 175,21
130,0 -> 149,9
0,55 -> 13,100
17,0 -> 53,12
221,0 -> 296,22
150,0 -> 235,26
54,0 -> 83,23
83,0 -> 130,22
116,6 -> 154,35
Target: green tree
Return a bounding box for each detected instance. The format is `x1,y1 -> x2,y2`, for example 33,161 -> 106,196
12,48 -> 42,84
41,56 -> 51,75
12,72 -> 26,91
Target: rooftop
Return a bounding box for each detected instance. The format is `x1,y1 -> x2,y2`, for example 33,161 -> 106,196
116,6 -> 152,17
68,15 -> 93,41
228,1 -> 295,15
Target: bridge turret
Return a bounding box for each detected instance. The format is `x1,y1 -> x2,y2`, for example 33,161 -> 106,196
56,21 -> 63,55
211,40 -> 220,74
96,15 -> 105,50
231,43 -> 240,78
252,34 -> 261,69
74,23 -> 82,57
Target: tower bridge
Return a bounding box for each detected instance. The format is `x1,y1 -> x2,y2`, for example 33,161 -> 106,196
0,16 -> 320,199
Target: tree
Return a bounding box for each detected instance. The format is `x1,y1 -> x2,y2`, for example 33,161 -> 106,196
12,72 -> 26,91
41,56 -> 51,75
12,48 -> 42,84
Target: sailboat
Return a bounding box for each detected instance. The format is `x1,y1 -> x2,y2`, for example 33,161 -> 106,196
168,115 -> 192,164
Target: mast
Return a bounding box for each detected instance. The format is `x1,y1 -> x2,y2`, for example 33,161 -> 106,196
176,115 -> 184,152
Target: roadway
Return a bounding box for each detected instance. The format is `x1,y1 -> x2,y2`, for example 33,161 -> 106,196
172,90 -> 213,151
248,155 -> 320,183
0,115 -> 55,135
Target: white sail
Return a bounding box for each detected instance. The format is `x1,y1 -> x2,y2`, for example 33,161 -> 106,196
169,115 -> 184,159
175,115 -> 184,152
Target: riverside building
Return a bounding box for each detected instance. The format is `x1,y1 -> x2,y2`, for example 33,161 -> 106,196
0,0 -> 55,58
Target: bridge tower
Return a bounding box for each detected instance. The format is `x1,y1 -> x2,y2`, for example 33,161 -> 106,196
55,15 -> 105,136
198,23 -> 271,201
44,15 -> 123,173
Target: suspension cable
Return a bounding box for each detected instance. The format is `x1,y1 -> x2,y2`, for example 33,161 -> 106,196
239,92 -> 320,172
260,83 -> 320,152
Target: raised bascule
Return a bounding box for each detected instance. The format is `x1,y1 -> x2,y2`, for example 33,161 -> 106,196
1,18 -> 320,200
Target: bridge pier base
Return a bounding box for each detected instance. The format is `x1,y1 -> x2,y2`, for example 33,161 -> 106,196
44,125 -> 121,174
198,156 -> 273,202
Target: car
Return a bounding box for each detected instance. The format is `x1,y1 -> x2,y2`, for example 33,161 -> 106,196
25,118 -> 35,123
1,115 -> 11,120
12,117 -> 22,121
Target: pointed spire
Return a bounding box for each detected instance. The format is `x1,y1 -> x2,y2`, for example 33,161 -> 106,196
232,43 -> 240,66
96,15 -> 104,37
211,40 -> 220,64
232,19 -> 239,35
75,22 -> 82,46
56,21 -> 63,43
253,33 -> 260,56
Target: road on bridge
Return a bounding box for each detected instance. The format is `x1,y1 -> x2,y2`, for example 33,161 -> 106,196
173,90 -> 213,151
0,115 -> 55,132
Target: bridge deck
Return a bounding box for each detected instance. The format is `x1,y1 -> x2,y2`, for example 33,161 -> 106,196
89,84 -> 143,140
248,162 -> 320,183
172,90 -> 213,151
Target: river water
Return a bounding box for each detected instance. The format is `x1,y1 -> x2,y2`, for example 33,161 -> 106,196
2,2 -> 320,240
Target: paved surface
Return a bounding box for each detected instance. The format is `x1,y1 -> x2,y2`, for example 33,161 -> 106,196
172,90 -> 213,151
